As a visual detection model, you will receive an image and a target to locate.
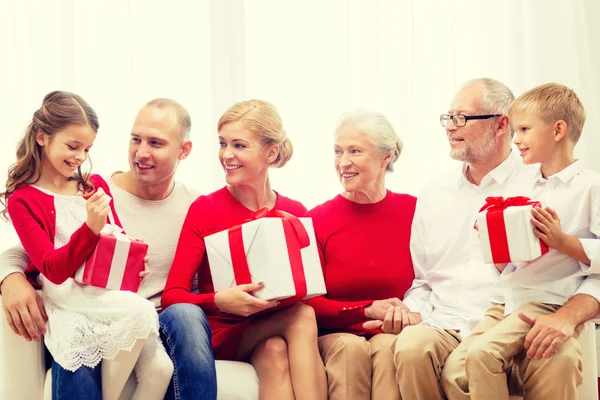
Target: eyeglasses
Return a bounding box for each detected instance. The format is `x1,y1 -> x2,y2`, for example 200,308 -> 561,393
439,113 -> 502,128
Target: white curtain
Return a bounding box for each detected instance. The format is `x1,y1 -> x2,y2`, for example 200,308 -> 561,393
1,0 -> 599,252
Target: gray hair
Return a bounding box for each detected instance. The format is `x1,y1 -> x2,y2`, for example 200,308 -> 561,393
145,98 -> 192,140
461,78 -> 515,136
336,109 -> 402,172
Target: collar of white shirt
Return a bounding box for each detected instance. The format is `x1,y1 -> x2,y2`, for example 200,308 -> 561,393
533,159 -> 585,186
457,150 -> 522,189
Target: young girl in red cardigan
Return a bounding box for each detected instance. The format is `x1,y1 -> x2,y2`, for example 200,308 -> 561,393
162,99 -> 327,400
0,91 -> 172,400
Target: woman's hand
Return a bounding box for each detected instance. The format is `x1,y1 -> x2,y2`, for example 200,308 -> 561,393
362,306 -> 421,333
364,298 -> 408,320
214,282 -> 279,317
382,306 -> 422,334
86,188 -> 110,235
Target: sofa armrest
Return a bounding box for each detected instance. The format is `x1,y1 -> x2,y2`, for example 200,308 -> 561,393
0,292 -> 46,400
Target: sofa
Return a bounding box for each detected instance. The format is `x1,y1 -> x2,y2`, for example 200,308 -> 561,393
0,294 -> 259,400
1,292 -> 598,399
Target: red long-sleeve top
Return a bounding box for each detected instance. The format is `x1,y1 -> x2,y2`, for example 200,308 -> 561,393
305,190 -> 416,337
161,186 -> 307,360
6,175 -> 121,286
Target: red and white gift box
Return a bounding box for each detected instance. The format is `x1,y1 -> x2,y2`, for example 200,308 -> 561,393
74,224 -> 148,292
476,196 -> 549,264
205,209 -> 327,302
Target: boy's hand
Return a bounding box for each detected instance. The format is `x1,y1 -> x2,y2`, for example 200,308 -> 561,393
531,206 -> 566,251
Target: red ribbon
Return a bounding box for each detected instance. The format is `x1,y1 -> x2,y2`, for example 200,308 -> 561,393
228,208 -> 309,300
478,196 -> 548,263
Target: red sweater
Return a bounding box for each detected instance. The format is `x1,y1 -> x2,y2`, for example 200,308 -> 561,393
305,190 -> 416,337
7,175 -> 121,286
161,186 -> 307,360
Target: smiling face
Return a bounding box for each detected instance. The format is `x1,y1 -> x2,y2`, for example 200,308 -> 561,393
446,84 -> 498,164
334,124 -> 390,194
129,105 -> 189,187
37,124 -> 96,181
511,110 -> 557,165
218,121 -> 277,187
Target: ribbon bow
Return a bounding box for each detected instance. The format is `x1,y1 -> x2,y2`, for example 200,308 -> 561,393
478,196 -> 541,213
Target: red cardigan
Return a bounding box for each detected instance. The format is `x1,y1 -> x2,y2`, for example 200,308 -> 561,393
7,174 -> 121,286
305,191 -> 416,337
162,186 -> 307,360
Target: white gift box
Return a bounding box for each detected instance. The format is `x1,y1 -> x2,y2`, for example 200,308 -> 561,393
205,217 -> 327,301
477,203 -> 548,264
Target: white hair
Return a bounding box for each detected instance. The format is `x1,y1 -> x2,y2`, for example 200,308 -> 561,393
336,109 -> 402,172
461,78 -> 515,136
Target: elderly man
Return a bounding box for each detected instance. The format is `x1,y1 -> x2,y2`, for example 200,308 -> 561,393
0,99 -> 218,400
389,78 -> 600,400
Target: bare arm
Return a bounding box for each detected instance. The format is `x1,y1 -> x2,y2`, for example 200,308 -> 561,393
520,293 -> 600,358
0,245 -> 47,342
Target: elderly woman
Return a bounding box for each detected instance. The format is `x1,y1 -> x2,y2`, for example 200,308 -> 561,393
305,109 -> 417,400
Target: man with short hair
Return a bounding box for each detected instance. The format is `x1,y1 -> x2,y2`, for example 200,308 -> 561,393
387,78 -> 600,400
0,98 -> 218,400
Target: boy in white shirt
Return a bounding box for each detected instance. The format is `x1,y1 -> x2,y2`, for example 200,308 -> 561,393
453,83 -> 600,400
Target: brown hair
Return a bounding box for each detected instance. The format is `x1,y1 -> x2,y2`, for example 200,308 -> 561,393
217,99 -> 292,168
508,83 -> 586,142
1,91 -> 99,221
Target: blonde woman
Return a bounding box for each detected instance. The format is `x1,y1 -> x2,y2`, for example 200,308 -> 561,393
162,100 -> 327,400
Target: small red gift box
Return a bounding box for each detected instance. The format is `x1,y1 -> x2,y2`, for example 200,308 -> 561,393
74,225 -> 148,292
476,196 -> 549,264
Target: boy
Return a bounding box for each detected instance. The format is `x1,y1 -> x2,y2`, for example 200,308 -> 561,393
457,83 -> 600,399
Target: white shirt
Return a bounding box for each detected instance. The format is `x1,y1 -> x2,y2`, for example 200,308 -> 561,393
498,160 -> 600,313
0,174 -> 200,310
403,151 -> 538,336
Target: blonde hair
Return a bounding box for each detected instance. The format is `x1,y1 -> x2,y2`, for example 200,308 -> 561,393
217,99 -> 292,168
508,83 -> 586,142
1,91 -> 98,221
336,109 -> 402,172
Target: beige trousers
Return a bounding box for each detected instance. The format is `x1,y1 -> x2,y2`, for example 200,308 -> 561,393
391,325 -> 462,400
441,303 -> 584,400
318,333 -> 399,400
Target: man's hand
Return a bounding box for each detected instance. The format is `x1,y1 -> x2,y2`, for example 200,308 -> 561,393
1,273 -> 47,342
519,311 -> 577,359
380,306 -> 421,334
365,298 -> 408,320
139,255 -> 150,286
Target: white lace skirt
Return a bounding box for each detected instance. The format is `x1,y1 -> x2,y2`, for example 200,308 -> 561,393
41,276 -> 160,372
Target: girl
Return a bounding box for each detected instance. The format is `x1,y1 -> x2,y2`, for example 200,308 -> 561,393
0,91 -> 173,400
161,99 -> 327,400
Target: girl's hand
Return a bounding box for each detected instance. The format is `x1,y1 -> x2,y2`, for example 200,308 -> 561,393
86,188 -> 110,235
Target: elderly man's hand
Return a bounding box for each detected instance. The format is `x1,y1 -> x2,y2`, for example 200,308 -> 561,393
364,298 -> 408,320
1,273 -> 47,342
376,306 -> 421,334
519,311 -> 577,359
